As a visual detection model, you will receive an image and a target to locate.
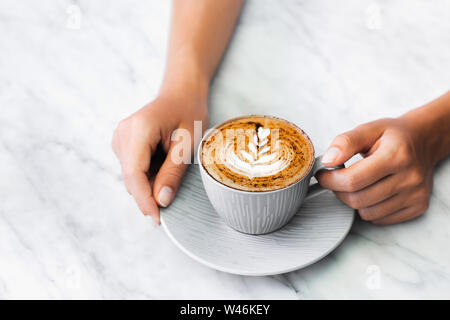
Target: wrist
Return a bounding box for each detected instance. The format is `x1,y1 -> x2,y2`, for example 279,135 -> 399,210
400,110 -> 437,167
401,91 -> 450,166
159,49 -> 210,105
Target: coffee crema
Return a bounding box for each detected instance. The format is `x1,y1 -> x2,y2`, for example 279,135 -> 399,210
201,116 -> 314,192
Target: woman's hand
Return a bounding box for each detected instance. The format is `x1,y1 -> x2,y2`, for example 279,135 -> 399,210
111,0 -> 243,224
317,117 -> 436,225
112,87 -> 208,225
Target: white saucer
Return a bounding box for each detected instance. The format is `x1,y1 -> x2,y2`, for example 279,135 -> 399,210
161,165 -> 354,276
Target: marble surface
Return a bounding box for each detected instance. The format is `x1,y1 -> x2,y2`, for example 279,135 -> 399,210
1,0 -> 449,299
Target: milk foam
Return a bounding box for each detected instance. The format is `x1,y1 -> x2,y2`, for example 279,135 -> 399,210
217,127 -> 293,179
201,116 -> 313,192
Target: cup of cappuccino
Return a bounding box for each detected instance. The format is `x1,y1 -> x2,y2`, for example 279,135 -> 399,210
198,115 -> 343,235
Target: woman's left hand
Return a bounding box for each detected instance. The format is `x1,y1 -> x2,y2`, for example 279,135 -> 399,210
317,117 -> 435,225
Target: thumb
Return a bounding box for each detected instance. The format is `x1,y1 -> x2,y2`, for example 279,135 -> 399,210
321,122 -> 384,166
153,131 -> 191,208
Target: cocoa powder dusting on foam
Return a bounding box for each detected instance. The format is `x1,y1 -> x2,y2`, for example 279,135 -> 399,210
202,116 -> 314,192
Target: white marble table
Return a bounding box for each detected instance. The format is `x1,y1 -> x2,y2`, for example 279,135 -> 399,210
1,0 -> 449,299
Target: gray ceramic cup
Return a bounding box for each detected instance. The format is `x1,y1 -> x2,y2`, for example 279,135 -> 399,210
198,119 -> 344,235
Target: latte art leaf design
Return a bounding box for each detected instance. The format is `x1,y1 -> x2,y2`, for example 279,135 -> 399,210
202,116 -> 313,191
241,127 -> 271,162
222,127 -> 294,179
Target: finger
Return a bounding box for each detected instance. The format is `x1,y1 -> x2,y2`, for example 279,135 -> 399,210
123,167 -> 160,223
318,150 -> 395,192
118,121 -> 161,223
371,206 -> 423,225
153,130 -> 191,208
117,118 -> 160,172
334,172 -> 407,209
321,122 -> 385,166
358,193 -> 409,221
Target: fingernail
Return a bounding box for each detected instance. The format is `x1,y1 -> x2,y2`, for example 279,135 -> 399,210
322,147 -> 340,164
158,186 -> 173,207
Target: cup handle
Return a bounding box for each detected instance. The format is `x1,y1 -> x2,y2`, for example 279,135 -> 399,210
304,155 -> 345,201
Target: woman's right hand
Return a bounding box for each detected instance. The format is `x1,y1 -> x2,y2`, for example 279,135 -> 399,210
112,84 -> 209,225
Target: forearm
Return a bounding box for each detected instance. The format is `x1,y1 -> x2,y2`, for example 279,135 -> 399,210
402,91 -> 450,166
159,0 -> 244,99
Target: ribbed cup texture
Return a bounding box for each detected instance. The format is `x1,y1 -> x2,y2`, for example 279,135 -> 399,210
200,168 -> 310,234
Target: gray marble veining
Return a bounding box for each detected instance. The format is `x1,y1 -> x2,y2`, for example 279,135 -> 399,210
0,0 -> 449,299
